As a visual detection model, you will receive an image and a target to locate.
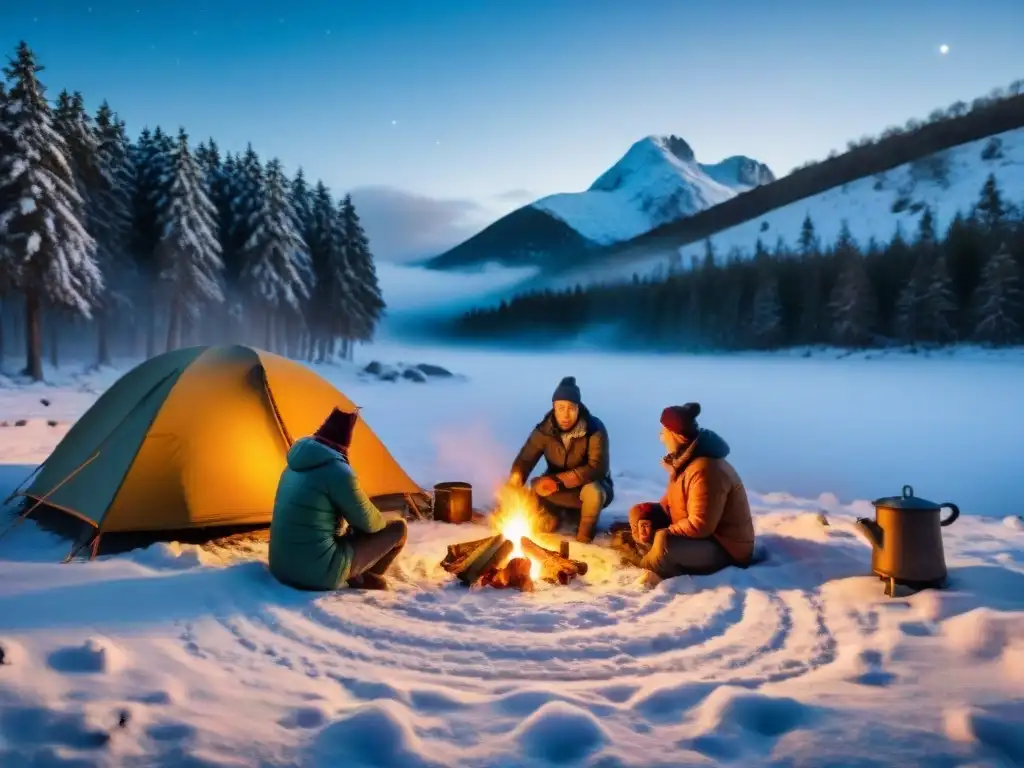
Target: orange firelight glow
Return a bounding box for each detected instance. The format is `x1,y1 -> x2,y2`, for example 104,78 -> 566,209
492,483 -> 543,581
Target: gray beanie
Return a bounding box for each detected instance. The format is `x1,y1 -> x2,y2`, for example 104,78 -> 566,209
552,376 -> 581,405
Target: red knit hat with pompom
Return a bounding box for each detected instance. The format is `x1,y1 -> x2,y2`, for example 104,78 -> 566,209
660,402 -> 701,439
313,407 -> 358,452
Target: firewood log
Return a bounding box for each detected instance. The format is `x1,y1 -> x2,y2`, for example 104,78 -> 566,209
520,536 -> 588,584
441,535 -> 497,572
453,535 -> 513,585
481,557 -> 534,592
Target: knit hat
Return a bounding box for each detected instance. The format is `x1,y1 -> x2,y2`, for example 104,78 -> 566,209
551,376 -> 581,405
660,402 -> 701,439
631,502 -> 671,530
313,407 -> 358,452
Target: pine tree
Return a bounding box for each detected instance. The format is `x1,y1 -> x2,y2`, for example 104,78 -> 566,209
208,152 -> 237,284
91,102 -> 135,365
750,253 -> 782,348
0,42 -> 101,380
895,207 -> 956,344
130,126 -> 174,356
0,79 -> 11,368
975,173 -> 1005,233
797,213 -> 818,256
794,215 -> 824,344
229,144 -> 264,280
239,158 -> 313,349
338,193 -> 384,350
972,243 -> 1023,345
290,168 -> 314,238
827,221 -> 876,346
157,128 -> 223,351
307,182 -> 350,361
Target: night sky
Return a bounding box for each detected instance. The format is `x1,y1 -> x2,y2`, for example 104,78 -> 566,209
5,0 -> 1023,260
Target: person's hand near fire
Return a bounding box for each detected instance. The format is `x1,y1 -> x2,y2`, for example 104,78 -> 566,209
531,475 -> 559,498
508,469 -> 559,497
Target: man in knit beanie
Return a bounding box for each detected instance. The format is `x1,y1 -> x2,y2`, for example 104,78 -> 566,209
508,376 -> 614,543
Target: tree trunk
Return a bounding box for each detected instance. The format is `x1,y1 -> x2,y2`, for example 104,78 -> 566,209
0,298 -> 5,373
49,311 -> 59,369
146,283 -> 158,359
25,289 -> 44,381
166,297 -> 181,353
97,307 -> 111,367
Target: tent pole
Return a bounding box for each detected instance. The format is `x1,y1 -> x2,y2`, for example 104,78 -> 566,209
2,462 -> 44,507
0,452 -> 100,544
63,530 -> 98,564
404,493 -> 425,521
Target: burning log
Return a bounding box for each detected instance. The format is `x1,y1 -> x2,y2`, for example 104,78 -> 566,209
480,557 -> 535,592
440,535 -> 496,572
450,534 -> 514,586
520,536 -> 589,585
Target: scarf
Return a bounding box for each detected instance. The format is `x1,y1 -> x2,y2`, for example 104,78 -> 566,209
663,433 -> 701,479
558,417 -> 588,449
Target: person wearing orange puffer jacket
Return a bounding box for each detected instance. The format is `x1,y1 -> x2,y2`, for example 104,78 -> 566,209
627,402 -> 755,587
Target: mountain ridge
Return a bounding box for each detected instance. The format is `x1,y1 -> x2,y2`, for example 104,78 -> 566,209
426,91 -> 1024,274
424,134 -> 773,269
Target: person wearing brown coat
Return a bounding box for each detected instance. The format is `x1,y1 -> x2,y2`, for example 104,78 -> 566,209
509,376 -> 613,543
628,402 -> 755,586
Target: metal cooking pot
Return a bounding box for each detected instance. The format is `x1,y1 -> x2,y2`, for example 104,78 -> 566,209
432,482 -> 473,524
855,484 -> 959,594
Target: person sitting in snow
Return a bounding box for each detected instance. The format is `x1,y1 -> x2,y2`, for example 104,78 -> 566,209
269,407 -> 407,591
612,502 -> 670,566
628,403 -> 755,588
508,376 -> 613,543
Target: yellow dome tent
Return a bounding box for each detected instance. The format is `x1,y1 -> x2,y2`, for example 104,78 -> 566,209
8,345 -> 426,560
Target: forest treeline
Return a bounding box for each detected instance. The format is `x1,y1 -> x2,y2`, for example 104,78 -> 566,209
454,174 -> 1024,351
0,41 -> 384,380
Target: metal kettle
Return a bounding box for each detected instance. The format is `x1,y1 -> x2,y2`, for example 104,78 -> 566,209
855,484 -> 959,596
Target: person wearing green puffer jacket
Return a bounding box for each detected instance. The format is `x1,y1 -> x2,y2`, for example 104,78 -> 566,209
269,407 -> 408,591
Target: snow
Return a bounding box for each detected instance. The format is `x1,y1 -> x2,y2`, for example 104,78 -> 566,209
2,345 -> 1024,766
538,127 -> 1024,293
533,135 -> 773,245
677,127 -> 1024,266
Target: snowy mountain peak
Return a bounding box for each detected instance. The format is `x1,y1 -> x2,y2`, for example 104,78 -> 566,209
534,135 -> 774,244
702,155 -> 777,188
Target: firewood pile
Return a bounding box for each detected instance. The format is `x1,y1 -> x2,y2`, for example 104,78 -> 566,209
440,533 -> 588,591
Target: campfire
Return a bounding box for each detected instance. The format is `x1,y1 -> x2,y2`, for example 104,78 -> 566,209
440,483 -> 588,591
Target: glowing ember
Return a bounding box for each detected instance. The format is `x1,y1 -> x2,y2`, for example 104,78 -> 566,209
492,483 -> 543,581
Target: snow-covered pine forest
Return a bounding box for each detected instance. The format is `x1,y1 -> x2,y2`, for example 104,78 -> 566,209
0,42 -> 384,381
455,174 -> 1024,352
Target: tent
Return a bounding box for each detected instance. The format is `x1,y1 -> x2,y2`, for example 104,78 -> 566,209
8,345 -> 427,559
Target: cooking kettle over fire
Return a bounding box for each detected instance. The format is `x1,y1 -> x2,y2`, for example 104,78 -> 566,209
855,484 -> 959,596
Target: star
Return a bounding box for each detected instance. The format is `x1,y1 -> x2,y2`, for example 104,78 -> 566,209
939,44 -> 949,55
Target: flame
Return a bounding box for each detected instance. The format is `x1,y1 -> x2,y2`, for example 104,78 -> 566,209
492,483 -> 543,581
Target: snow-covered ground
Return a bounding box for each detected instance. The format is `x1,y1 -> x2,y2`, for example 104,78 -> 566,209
2,345 -> 1024,767
533,135 -> 773,245
542,127 -> 1024,291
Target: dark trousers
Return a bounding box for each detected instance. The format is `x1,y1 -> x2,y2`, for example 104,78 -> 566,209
346,519 -> 408,579
535,482 -> 609,543
627,502 -> 732,578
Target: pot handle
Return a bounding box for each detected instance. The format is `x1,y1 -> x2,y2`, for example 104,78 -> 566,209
940,502 -> 960,526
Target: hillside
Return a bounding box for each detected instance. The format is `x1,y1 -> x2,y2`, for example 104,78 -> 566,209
425,135 -> 773,270
541,125 -> 1024,290
545,93 -> 1024,286
422,204 -> 596,271
430,90 -> 1024,278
